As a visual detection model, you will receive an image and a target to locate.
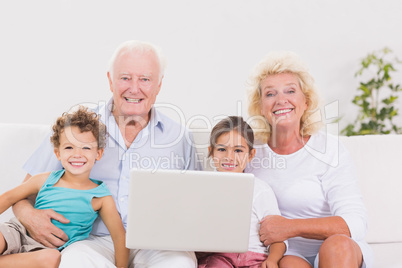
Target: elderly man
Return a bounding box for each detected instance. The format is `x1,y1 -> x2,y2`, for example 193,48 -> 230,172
13,40 -> 201,267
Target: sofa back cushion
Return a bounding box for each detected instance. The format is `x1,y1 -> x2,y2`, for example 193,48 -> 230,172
340,134 -> 402,244
0,123 -> 50,222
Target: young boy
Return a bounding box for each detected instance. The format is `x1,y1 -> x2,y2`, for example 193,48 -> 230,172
0,106 -> 129,268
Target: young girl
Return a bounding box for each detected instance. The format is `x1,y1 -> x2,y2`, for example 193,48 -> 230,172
0,106 -> 129,268
198,116 -> 286,268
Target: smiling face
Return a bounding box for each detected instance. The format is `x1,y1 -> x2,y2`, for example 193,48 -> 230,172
210,130 -> 255,173
260,73 -> 308,133
108,49 -> 162,123
54,126 -> 103,178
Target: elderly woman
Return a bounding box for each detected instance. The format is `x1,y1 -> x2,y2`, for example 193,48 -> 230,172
245,51 -> 373,268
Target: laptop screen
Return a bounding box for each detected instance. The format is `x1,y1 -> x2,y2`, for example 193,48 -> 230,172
126,169 -> 255,252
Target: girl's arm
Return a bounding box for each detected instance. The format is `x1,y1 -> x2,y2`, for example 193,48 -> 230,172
0,172 -> 49,215
98,196 -> 129,268
262,241 -> 286,268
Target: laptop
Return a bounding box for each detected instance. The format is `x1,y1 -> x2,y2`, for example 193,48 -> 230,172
126,169 -> 255,253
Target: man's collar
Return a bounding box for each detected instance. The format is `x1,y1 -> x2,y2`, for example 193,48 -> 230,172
104,98 -> 164,132
149,106 -> 164,132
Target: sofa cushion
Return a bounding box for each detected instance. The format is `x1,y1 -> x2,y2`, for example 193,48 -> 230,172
370,242 -> 402,268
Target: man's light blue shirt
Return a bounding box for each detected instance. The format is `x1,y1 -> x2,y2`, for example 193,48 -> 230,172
23,98 -> 202,235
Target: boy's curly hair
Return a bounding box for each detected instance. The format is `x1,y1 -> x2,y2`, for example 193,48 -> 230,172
50,106 -> 107,149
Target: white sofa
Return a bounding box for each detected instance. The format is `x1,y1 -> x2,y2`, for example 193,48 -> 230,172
0,123 -> 401,267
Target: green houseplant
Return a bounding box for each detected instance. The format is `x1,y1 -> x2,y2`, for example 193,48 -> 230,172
342,47 -> 402,136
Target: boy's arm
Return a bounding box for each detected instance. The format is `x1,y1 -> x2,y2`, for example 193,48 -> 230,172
0,173 -> 49,215
99,196 -> 129,268
261,242 -> 286,268
12,173 -> 70,248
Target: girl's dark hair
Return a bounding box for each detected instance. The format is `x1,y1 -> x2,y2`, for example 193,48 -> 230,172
50,106 -> 107,149
209,116 -> 254,157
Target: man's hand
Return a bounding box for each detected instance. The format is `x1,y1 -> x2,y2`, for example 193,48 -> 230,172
19,208 -> 70,248
259,215 -> 291,246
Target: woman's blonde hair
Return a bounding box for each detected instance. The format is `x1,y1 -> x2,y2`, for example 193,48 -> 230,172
247,51 -> 322,143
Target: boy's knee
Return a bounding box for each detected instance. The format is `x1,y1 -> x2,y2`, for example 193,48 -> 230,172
0,231 -> 6,254
36,249 -> 61,268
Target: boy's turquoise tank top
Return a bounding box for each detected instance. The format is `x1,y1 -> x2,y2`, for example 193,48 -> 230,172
34,170 -> 111,250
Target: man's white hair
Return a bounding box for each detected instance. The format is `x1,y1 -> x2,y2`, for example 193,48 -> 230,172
108,40 -> 167,82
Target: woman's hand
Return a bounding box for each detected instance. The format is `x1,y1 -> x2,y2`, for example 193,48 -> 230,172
260,215 -> 352,246
259,215 -> 291,246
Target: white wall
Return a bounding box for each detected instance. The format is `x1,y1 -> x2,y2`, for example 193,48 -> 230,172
1,0 -> 402,133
